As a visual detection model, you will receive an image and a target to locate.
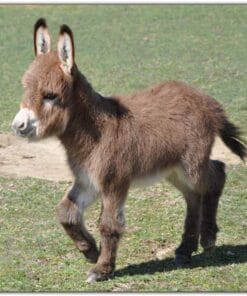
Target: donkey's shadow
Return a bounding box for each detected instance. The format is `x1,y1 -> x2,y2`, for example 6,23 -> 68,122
114,244 -> 247,278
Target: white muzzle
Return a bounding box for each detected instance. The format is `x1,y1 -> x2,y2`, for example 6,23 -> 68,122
12,108 -> 37,138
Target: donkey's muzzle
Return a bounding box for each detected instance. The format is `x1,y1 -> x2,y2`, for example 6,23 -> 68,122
12,108 -> 37,138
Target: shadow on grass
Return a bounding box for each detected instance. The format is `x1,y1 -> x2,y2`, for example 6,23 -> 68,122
114,244 -> 247,278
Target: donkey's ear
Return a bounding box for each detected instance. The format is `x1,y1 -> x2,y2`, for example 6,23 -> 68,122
57,25 -> 75,75
34,18 -> 51,56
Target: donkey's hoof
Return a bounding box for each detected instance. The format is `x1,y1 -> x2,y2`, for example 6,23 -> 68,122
174,254 -> 191,266
86,269 -> 112,284
201,239 -> 216,257
86,271 -> 100,284
203,245 -> 215,257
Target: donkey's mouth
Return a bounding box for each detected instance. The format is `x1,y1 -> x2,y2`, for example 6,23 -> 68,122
13,126 -> 36,139
19,127 -> 36,138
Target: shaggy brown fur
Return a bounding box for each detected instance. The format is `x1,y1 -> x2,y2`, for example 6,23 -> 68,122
12,19 -> 246,283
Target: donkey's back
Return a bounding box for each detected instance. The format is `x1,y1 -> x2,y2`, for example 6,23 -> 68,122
109,80 -> 234,185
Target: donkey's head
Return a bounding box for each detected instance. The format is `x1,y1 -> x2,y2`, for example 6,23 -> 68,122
12,18 -> 76,139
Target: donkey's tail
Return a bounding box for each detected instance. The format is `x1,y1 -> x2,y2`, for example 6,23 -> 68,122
219,118 -> 246,161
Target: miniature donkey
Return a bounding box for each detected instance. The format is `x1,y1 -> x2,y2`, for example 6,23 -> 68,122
12,19 -> 246,283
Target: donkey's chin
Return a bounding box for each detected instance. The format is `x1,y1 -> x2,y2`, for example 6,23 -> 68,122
28,127 -> 64,142
26,128 -> 46,142
18,126 -> 44,142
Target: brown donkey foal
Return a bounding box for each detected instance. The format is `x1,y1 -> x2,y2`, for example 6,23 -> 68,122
12,19 -> 246,283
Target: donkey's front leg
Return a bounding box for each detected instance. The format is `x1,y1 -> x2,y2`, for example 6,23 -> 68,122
87,194 -> 126,283
56,183 -> 99,263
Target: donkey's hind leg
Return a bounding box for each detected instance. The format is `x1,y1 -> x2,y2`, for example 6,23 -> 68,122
175,190 -> 202,264
200,160 -> 226,253
167,167 -> 202,265
56,182 -> 99,263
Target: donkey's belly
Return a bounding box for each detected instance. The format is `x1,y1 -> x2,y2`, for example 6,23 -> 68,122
131,164 -> 194,191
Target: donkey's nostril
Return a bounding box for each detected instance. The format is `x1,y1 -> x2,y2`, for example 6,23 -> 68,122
18,122 -> 25,130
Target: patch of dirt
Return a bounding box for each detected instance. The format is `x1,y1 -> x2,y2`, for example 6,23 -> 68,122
0,133 -> 72,182
0,133 -> 243,182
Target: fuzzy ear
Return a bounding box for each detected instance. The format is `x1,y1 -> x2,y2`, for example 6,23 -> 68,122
34,18 -> 51,56
57,25 -> 75,75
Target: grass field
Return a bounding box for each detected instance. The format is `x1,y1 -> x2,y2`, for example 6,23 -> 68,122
0,4 -> 246,292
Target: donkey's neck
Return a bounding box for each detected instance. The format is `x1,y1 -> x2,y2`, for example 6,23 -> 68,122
58,72 -> 101,159
58,70 -> 122,168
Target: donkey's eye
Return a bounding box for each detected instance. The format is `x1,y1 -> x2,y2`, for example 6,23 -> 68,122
43,93 -> 58,101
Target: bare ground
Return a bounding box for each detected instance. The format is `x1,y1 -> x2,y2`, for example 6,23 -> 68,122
0,133 -> 72,182
0,132 -> 243,182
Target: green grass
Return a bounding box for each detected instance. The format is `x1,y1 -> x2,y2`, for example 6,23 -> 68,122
0,4 -> 246,292
0,5 -> 247,133
0,166 -> 246,292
